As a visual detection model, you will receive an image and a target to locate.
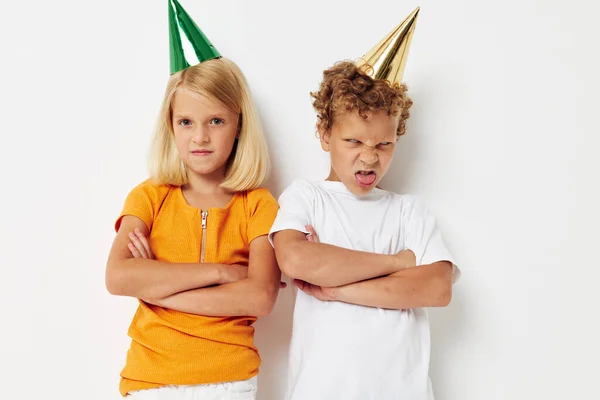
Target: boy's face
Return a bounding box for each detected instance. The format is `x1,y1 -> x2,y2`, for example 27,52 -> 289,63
320,110 -> 400,196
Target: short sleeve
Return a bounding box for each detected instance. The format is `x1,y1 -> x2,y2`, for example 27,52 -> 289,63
247,188 -> 279,243
268,180 -> 315,246
403,196 -> 461,282
114,180 -> 165,233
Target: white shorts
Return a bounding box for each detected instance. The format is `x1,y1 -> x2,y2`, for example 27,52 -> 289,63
127,376 -> 257,399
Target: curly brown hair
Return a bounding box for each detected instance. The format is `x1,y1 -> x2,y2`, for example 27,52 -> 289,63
311,61 -> 413,138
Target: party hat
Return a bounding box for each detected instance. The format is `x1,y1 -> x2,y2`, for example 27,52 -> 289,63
355,7 -> 420,86
169,0 -> 221,74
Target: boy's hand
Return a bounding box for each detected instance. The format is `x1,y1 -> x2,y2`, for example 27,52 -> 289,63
306,225 -> 320,243
128,229 -> 154,259
293,279 -> 335,301
392,249 -> 416,270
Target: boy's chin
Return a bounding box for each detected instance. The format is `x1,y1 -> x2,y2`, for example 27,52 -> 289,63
344,175 -> 380,196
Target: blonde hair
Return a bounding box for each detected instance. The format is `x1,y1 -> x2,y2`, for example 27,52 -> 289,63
149,58 -> 270,191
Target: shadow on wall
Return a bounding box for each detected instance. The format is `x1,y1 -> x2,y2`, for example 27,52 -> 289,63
254,103 -> 295,400
254,285 -> 295,400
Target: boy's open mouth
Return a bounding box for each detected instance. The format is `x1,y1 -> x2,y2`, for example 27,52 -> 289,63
355,170 -> 377,186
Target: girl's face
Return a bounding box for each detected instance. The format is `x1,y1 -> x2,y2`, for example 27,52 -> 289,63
171,89 -> 239,180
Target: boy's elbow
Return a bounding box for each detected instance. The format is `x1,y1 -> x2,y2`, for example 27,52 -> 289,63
436,285 -> 452,307
275,243 -> 303,279
279,257 -> 299,279
428,262 -> 453,307
432,277 -> 453,307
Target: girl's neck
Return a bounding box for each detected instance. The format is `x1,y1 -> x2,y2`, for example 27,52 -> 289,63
184,168 -> 228,195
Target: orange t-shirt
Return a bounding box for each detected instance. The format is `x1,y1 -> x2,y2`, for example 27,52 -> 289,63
114,179 -> 278,396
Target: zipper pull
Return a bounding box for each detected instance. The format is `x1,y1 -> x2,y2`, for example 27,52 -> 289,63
201,210 -> 208,229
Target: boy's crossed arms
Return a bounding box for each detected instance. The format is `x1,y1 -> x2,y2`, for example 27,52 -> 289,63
273,225 -> 452,310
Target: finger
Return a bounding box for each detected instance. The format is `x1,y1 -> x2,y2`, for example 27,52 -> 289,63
292,279 -> 306,290
306,284 -> 319,297
306,225 -> 320,243
135,229 -> 154,259
295,280 -> 316,296
279,281 -> 288,289
129,232 -> 148,258
128,243 -> 142,258
132,236 -> 149,259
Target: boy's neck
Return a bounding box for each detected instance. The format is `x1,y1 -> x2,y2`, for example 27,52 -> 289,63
326,168 -> 340,182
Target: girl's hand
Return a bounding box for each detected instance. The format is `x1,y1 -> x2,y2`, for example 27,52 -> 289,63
128,228 -> 154,260
220,264 -> 249,284
223,265 -> 287,288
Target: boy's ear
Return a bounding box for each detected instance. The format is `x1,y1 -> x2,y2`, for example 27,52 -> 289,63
318,123 -> 331,152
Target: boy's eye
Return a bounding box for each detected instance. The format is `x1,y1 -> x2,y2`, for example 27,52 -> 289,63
379,142 -> 392,146
210,118 -> 224,126
346,139 -> 360,144
178,119 -> 192,126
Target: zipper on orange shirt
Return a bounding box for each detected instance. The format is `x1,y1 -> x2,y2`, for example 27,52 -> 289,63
201,210 -> 208,262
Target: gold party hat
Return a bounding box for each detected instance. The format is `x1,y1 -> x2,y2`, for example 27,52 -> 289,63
355,7 -> 420,86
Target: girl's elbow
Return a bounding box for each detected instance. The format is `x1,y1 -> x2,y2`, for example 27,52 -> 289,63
105,267 -> 125,296
105,261 -> 137,297
253,288 -> 279,317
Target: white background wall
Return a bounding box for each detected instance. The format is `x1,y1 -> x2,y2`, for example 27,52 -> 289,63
1,0 -> 598,399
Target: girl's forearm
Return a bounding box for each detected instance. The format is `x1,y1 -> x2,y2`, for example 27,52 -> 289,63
106,258 -> 228,299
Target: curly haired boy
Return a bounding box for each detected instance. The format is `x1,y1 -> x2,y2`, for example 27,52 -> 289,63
269,57 -> 459,400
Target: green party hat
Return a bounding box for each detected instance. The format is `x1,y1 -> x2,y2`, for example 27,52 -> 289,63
169,0 -> 221,74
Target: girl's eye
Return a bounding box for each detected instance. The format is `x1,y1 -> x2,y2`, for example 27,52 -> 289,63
346,139 -> 359,144
379,142 -> 391,146
210,118 -> 224,126
178,119 -> 192,126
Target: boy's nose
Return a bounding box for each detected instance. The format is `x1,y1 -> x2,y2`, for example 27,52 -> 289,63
359,150 -> 378,166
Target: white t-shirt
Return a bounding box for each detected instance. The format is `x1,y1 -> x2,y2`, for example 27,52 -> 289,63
269,180 -> 459,400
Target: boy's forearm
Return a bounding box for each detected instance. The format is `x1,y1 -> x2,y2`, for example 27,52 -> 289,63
275,234 -> 413,287
106,258 -> 227,299
146,278 -> 279,317
330,262 -> 453,309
